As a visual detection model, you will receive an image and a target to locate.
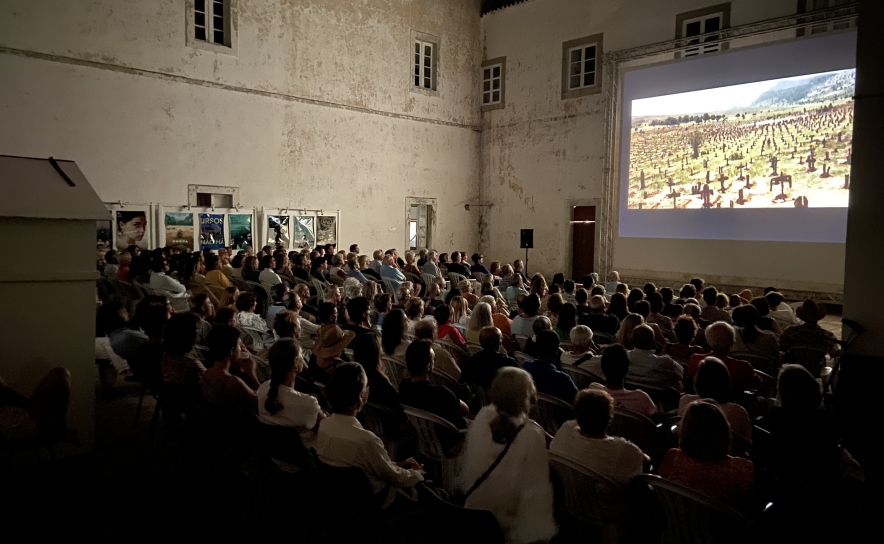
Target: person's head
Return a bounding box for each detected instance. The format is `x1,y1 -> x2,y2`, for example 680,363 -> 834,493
695,357 -> 733,403
116,211 -> 147,244
529,275 -> 548,297
682,302 -> 701,321
590,285 -> 605,297
381,308 -> 407,355
236,291 -> 257,313
532,315 -> 552,336
750,296 -> 771,317
489,261 -> 501,275
318,302 -> 338,325
679,399 -> 730,463
439,252 -> 449,264
403,250 -> 415,265
702,287 -> 718,305
356,254 -> 369,270
273,310 -> 301,339
522,293 -> 541,316
471,252 -> 483,264
327,362 -> 369,415
457,279 -> 472,295
679,284 -> 696,300
468,302 -> 493,331
763,286 -> 778,295
513,273 -> 523,288
264,339 -> 306,415
189,293 -> 214,318
589,294 -> 606,313
451,251 -> 462,263
150,255 -> 169,274
271,283 -> 288,304
243,255 -> 258,272
728,294 -> 741,309
715,293 -> 729,309
626,289 -> 644,311
548,283 -> 561,295
607,270 -> 620,282
405,339 -> 435,377
479,326 -> 503,352
413,318 -> 437,341
631,324 -> 656,350
563,279 -> 576,294
569,325 -> 593,353
616,314 -> 644,348
258,254 -> 273,271
214,306 -> 235,326
426,282 -> 441,300
574,389 -> 614,437
731,304 -> 758,329
488,368 -> 537,443
547,293 -> 564,315
361,279 -> 379,300
690,277 -> 705,293
405,297 -> 425,320
312,256 -> 327,272
449,296 -> 469,323
206,324 -> 241,364
204,254 -> 219,273
557,302 -> 577,333
705,322 -> 736,354
633,299 -> 651,318
351,333 -> 385,377
163,313 -> 199,355
673,315 -> 698,345
659,286 -> 674,304
434,304 -> 452,325
643,283 -> 657,297
777,364 -> 822,411
535,330 -> 561,361
575,288 -> 588,306
346,296 -> 370,325
374,293 -> 393,314
105,250 -> 118,265
607,292 -> 628,316
552,273 -> 565,286
615,283 -> 629,296
796,299 -> 826,324
600,343 -> 630,385
647,292 -> 664,314
294,283 -> 311,302
513,259 -> 524,272
349,243 -> 360,254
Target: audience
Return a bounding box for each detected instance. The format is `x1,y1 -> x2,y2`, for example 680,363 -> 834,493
434,304 -> 467,349
398,340 -> 470,431
521,330 -> 578,404
510,293 -> 541,338
589,344 -> 656,417
553,302 -> 577,341
615,314 -> 644,350
350,333 -> 402,415
678,357 -> 752,441
460,327 -> 518,389
700,287 -> 733,324
458,367 -> 555,544
341,296 -> 373,340
627,324 -> 684,392
731,304 -> 781,361
559,325 -> 596,366
201,325 -> 259,410
550,389 -> 648,484
466,302 -> 493,344
607,292 -> 629,322
580,294 -> 619,336
780,299 -> 841,358
311,324 -> 355,376
413,319 -> 461,379
160,312 -> 206,394
661,316 -> 704,362
688,323 -> 760,391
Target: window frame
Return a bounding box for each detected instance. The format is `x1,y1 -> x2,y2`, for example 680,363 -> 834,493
481,57 -> 506,112
410,31 -> 440,96
186,0 -> 238,55
674,3 -> 731,59
797,0 -> 855,37
561,33 -> 604,100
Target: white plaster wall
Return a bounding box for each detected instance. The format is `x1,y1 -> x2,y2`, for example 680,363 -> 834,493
0,0 -> 483,251
480,0 -> 845,292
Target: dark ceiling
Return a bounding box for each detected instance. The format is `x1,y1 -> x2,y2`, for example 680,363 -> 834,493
481,0 -> 532,16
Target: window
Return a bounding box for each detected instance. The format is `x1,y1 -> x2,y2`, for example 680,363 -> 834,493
675,3 -> 731,59
561,34 -> 604,99
414,40 -> 436,90
798,0 -> 855,37
187,0 -> 236,54
481,57 -> 506,111
188,184 -> 239,208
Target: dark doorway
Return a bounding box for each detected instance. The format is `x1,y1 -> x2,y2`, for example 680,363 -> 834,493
571,206 -> 595,281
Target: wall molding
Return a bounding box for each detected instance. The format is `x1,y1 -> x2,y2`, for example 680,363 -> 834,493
0,46 -> 480,133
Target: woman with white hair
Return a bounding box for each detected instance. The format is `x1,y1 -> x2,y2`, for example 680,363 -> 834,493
341,277 -> 363,302
458,367 -> 555,544
466,302 -> 494,344
560,325 -> 597,366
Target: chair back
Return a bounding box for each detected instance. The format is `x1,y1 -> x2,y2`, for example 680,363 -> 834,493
593,332 -> 615,346
315,461 -> 377,510
730,350 -> 780,377
624,379 -> 681,412
381,277 -> 398,298
466,343 -> 483,355
255,421 -> 314,470
244,280 -> 273,318
205,282 -> 227,303
513,351 -> 532,366
428,367 -> 460,391
403,271 -> 422,284
560,341 -> 573,351
513,334 -> 530,351
381,356 -> 408,390
132,280 -> 152,298
310,278 -> 328,303
642,474 -> 750,544
403,405 -> 463,461
529,393 -> 572,436
608,407 -> 657,453
562,365 -> 604,390
783,346 -> 828,377
358,401 -> 400,439
472,271 -> 488,285
434,339 -> 468,360
421,273 -> 439,287
549,453 -> 632,526
238,325 -> 269,351
448,272 -> 468,287
193,344 -> 210,362
328,274 -> 344,286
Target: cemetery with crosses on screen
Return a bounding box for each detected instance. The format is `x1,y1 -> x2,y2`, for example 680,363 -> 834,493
628,69 -> 855,210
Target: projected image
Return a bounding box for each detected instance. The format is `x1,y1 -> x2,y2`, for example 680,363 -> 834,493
628,69 -> 854,210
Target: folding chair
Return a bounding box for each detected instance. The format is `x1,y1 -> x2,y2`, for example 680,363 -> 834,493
466,343 -> 483,355
592,332 -> 615,346
730,350 -> 781,378
428,367 -> 460,391
624,379 -> 681,412
310,278 -> 329,304
448,272 -> 467,287
783,345 -> 828,378
513,334 -> 530,351
403,406 -> 466,492
529,393 -> 572,436
513,351 -> 533,366
608,407 -> 658,454
381,356 -> 408,391
562,365 -> 605,390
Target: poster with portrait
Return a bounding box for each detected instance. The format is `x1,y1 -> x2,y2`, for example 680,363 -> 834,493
199,213 -> 226,250
114,207 -> 151,251
316,215 -> 337,247
293,216 -> 315,249
229,214 -> 253,250
266,215 -> 290,248
164,212 -> 195,249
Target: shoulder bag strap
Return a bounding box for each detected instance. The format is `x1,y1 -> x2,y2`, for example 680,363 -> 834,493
463,423 -> 526,501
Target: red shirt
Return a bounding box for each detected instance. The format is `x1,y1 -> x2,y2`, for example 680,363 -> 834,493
436,323 -> 466,348
688,352 -> 760,390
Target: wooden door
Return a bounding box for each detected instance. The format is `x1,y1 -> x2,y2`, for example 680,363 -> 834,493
571,206 -> 595,281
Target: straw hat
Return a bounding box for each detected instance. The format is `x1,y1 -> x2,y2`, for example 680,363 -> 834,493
312,324 -> 355,358
795,299 -> 826,323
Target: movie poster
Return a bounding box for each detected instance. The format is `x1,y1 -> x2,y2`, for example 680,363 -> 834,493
199,213 -> 226,250
229,214 -> 253,250
115,208 -> 150,251
164,212 -> 195,249
97,220 -> 112,255
267,215 -> 290,248
293,216 -> 315,249
316,215 -> 337,247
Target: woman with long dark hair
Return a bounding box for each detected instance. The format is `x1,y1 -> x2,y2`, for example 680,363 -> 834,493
733,304 -> 780,360
554,302 -> 577,341
381,309 -> 410,359
607,292 -> 629,321
626,288 -> 644,313
351,333 -> 401,415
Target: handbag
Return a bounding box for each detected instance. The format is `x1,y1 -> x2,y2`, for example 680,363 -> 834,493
453,423 -> 526,506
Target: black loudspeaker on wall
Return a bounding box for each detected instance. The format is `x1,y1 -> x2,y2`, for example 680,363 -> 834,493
520,229 -> 534,249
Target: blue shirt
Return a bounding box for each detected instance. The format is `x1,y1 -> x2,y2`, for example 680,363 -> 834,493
521,359 -> 579,404
347,268 -> 368,284
380,265 -> 405,291
470,263 -> 490,275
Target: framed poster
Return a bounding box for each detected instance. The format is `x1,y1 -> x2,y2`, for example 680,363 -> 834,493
229,214 -> 254,250
164,211 -> 196,249
108,204 -> 153,251
96,220 -> 113,256
316,215 -> 337,247
199,213 -> 226,250
266,214 -> 291,248
293,216 -> 315,249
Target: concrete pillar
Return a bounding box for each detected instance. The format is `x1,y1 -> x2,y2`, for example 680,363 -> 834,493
842,0 -> 884,356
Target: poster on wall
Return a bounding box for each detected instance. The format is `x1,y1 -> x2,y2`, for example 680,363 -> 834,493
266,215 -> 290,248
293,216 -> 315,249
316,215 -> 337,247
229,214 -> 253,250
199,213 -> 226,250
96,220 -> 112,256
164,212 -> 195,249
114,207 -> 151,251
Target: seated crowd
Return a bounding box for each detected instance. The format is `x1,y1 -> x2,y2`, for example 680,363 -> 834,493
90,244 -> 861,542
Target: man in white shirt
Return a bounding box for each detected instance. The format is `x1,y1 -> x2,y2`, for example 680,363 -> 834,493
280,292 -> 320,338
550,389 -> 648,485
510,294 -> 542,338
765,291 -> 800,328
627,325 -> 684,392
368,249 -> 384,274
588,344 -> 657,417
316,362 -> 424,509
148,255 -> 189,311
420,251 -> 446,287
